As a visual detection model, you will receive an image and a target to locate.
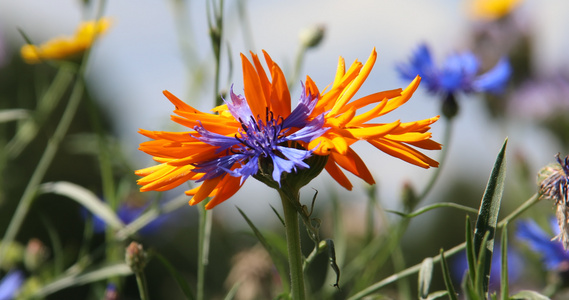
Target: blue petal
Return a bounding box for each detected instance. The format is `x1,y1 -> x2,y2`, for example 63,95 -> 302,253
516,220 -> 569,270
271,154 -> 297,184
231,155 -> 259,184
0,270 -> 24,300
282,83 -> 318,129
287,115 -> 328,143
472,58 -> 511,94
225,85 -> 255,124
397,44 -> 439,91
194,154 -> 247,181
192,123 -> 239,152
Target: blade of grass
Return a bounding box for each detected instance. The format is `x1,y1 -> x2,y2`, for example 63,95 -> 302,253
500,226 -> 509,300
418,258 -> 434,299
473,138 -> 507,293
439,249 -> 458,300
153,251 -> 195,300
38,181 -> 125,230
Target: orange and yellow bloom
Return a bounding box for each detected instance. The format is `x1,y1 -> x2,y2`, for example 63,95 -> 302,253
21,18 -> 111,64
303,48 -> 441,190
136,48 -> 441,208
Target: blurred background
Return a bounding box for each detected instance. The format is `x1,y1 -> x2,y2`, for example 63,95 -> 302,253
1,0 -> 569,299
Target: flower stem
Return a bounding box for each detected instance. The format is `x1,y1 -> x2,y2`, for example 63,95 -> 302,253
0,71 -> 84,267
348,193 -> 541,299
417,117 -> 454,203
197,202 -> 212,300
279,190 -> 306,300
135,271 -> 150,300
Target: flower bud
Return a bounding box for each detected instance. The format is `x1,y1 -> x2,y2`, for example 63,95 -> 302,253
24,239 -> 49,272
299,24 -> 326,49
125,242 -> 147,273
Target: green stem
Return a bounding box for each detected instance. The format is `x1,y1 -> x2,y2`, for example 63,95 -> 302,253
197,202 -> 212,300
348,193 -> 541,300
0,72 -> 84,266
279,190 -> 306,300
6,66 -> 75,158
497,193 -> 539,228
135,271 -> 150,300
417,117 -> 454,203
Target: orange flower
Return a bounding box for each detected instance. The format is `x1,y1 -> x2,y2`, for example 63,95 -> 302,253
136,51 -> 324,209
21,18 -> 111,64
303,48 -> 441,190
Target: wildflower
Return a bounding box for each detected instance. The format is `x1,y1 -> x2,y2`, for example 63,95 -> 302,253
20,18 -> 111,64
508,74 -> 569,120
516,218 -> 569,271
469,0 -> 523,20
0,270 -> 24,300
539,153 -> 569,249
397,44 -> 511,97
136,51 -> 327,208
304,48 -> 441,190
450,246 -> 523,291
81,198 -> 167,236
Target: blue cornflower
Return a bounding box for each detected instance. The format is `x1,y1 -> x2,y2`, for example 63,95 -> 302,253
516,218 -> 569,271
450,246 -> 523,291
81,200 -> 167,236
0,270 -> 24,300
191,83 -> 327,185
397,43 -> 511,96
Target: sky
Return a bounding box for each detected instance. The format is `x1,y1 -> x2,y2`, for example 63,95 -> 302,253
1,0 -> 568,226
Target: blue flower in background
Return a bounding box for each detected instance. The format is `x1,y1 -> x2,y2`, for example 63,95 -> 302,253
450,245 -> 523,291
0,270 -> 24,300
397,43 -> 511,96
516,218 -> 569,271
82,200 -> 167,236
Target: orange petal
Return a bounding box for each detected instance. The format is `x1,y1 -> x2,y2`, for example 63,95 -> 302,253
329,48 -> 377,115
205,175 -> 243,209
331,148 -> 375,185
368,139 -> 439,168
324,159 -> 353,190
241,53 -> 267,120
377,76 -> 421,117
189,176 -> 223,205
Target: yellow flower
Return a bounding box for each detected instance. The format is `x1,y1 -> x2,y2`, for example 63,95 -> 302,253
469,0 -> 522,20
20,18 -> 111,64
303,48 -> 441,190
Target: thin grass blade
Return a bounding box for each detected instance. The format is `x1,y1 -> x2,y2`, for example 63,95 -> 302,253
473,139 -> 507,293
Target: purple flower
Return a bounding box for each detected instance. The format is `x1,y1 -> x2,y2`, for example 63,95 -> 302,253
397,44 -> 511,96
82,200 -> 167,236
508,74 -> 569,119
191,83 -> 327,186
516,218 -> 569,271
0,270 -> 24,300
450,246 -> 523,291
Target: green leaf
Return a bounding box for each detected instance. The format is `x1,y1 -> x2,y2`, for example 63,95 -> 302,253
465,215 -> 476,286
439,249 -> 458,300
236,207 -> 290,293
418,257 -> 434,299
426,290 -> 449,300
32,262 -> 132,298
500,226 -> 509,300
473,139 -> 507,293
223,281 -> 240,300
153,251 -> 195,300
38,181 -> 125,230
475,231 -> 491,297
386,203 -> 478,219
326,239 -> 341,288
510,290 -> 551,300
0,109 -> 29,123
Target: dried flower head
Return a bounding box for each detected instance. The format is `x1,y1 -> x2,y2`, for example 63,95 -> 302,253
539,153 -> 569,249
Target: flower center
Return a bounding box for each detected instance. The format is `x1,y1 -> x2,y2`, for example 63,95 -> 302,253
234,108 -> 286,157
